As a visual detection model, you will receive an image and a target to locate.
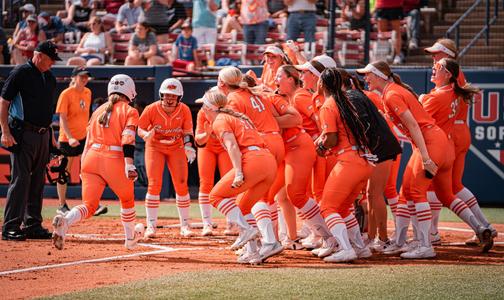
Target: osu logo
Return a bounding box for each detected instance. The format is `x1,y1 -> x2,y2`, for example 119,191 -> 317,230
112,80 -> 125,90
167,84 -> 177,90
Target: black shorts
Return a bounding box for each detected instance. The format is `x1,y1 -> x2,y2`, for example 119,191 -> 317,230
59,138 -> 86,157
148,24 -> 171,35
375,8 -> 404,21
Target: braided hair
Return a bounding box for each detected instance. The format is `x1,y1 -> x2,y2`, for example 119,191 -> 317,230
98,93 -> 123,126
320,68 -> 370,153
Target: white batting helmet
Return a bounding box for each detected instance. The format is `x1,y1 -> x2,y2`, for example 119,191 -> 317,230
108,74 -> 136,102
159,78 -> 183,98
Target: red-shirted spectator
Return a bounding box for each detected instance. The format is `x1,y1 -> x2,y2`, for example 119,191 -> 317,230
375,0 -> 404,64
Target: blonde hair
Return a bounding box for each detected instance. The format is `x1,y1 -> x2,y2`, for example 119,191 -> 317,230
98,93 -> 123,126
435,38 -> 458,59
218,66 -> 262,96
205,89 -> 255,128
371,61 -> 418,98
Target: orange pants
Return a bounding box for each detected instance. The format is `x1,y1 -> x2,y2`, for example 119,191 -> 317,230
320,150 -> 373,218
262,132 -> 286,204
145,146 -> 188,196
197,147 -> 232,195
384,154 -> 401,199
311,155 -> 327,202
399,127 -> 456,205
452,123 -> 471,194
209,149 -> 277,214
81,149 -> 134,216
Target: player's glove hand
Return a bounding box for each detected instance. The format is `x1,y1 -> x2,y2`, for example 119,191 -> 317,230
231,171 -> 244,188
184,145 -> 196,164
125,163 -> 138,181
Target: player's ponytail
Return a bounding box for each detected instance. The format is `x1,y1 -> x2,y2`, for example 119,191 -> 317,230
98,93 -> 122,126
441,58 -> 480,104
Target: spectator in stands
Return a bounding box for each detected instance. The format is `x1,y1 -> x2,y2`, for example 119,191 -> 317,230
67,16 -> 113,66
340,0 -> 366,31
38,12 -> 65,44
220,0 -> 243,39
284,0 -> 317,43
0,27 -> 9,65
178,0 -> 193,17
98,0 -> 125,14
11,15 -> 46,65
12,3 -> 36,40
268,0 -> 288,33
142,0 -> 186,44
125,22 -> 167,65
375,0 -> 404,64
171,22 -> 199,71
404,0 -> 421,50
240,0 -> 269,44
63,0 -> 97,33
192,0 -> 220,45
114,0 -> 144,33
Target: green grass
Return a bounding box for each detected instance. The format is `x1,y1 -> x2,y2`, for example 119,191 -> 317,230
42,266 -> 504,299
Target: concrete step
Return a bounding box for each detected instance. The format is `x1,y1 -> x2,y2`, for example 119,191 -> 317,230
433,24 -> 504,35
444,12 -> 504,22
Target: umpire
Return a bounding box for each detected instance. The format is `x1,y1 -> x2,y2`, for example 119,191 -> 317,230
0,41 -> 61,241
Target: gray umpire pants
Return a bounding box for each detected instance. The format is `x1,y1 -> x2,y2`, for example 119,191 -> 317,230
2,130 -> 50,232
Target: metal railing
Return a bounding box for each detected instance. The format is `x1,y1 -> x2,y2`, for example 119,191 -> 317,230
445,0 -> 501,58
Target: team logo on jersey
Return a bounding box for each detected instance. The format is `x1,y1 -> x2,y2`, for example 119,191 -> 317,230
469,84 -> 503,180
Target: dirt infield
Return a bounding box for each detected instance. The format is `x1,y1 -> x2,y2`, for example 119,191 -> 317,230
0,200 -> 503,300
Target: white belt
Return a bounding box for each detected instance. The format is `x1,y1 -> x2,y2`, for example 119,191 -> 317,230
454,120 -> 465,125
247,146 -> 261,151
285,129 -> 306,143
91,143 -> 122,151
260,131 -> 280,136
336,146 -> 358,155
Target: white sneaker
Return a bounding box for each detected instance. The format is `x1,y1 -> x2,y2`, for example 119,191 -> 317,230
312,238 -> 338,258
180,225 -> 194,237
259,241 -> 284,262
354,245 -> 372,259
324,248 -> 357,263
282,238 -> 305,250
408,39 -> 419,50
237,250 -> 261,265
477,227 -> 494,253
400,246 -> 436,259
430,232 -> 441,245
297,224 -> 311,239
393,54 -> 404,64
300,233 -> 322,249
224,223 -> 239,236
230,227 -> 259,251
144,226 -> 156,239
381,242 -> 407,255
52,214 -> 68,250
370,239 -> 393,253
201,224 -> 213,237
125,223 -> 144,250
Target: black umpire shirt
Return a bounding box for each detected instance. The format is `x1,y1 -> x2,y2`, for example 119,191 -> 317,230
1,60 -> 56,128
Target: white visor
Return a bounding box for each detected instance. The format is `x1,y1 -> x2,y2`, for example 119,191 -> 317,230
424,42 -> 456,58
356,64 -> 389,80
295,62 -> 321,77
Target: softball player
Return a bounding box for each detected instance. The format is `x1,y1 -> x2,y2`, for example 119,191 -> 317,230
137,78 -> 196,238
424,39 -> 497,244
202,89 -> 282,264
52,74 -> 141,250
357,61 -> 493,259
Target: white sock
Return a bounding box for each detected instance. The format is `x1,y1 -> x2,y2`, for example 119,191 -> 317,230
121,207 -> 136,240
277,206 -> 288,241
217,198 -> 250,230
176,193 -> 191,227
297,198 -> 331,239
343,214 -> 365,248
457,187 -> 491,228
395,203 -> 410,246
252,201 -> 276,244
244,213 -> 257,228
427,191 -> 442,235
268,201 -> 279,237
198,192 -> 212,226
387,196 -> 399,226
145,193 -> 160,229
449,198 -> 482,233
66,205 -> 87,226
325,213 -> 352,250
246,239 -> 258,253
415,202 -> 432,247
407,200 -> 419,240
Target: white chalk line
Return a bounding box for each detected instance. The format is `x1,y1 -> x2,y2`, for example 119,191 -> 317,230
443,241 -> 504,246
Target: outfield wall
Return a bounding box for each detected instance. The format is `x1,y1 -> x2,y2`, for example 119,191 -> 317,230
0,66 -> 501,205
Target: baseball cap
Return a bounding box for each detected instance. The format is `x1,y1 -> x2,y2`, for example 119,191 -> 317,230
26,14 -> 37,22
72,66 -> 91,77
424,41 -> 457,58
35,41 -> 62,61
39,11 -> 50,18
313,55 -> 337,69
20,3 -> 36,13
263,46 -> 284,57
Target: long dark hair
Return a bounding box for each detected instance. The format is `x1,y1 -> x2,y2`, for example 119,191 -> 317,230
320,68 -> 370,152
441,58 -> 480,104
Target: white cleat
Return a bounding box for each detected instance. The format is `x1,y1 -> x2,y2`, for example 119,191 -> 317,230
144,226 -> 156,239
125,223 -> 144,250
259,241 -> 284,262
237,250 -> 262,265
224,223 -> 239,236
281,238 -> 305,250
312,238 -> 338,258
354,245 -> 372,259
324,248 -> 358,263
201,224 -> 214,237
400,246 -> 436,259
52,214 -> 68,250
300,233 -> 322,249
230,227 -> 259,251
180,225 -> 195,237
370,239 -> 393,253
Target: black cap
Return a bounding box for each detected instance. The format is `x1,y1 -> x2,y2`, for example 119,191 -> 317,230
35,41 -> 62,61
71,66 -> 91,77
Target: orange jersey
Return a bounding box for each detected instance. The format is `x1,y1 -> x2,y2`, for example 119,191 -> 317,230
56,86 -> 92,142
319,97 -> 356,153
195,109 -> 225,152
227,89 -> 280,133
261,63 -> 278,91
454,70 -> 468,121
364,90 -> 384,112
87,101 -> 139,148
212,113 -> 266,152
292,88 -> 318,137
138,102 -> 193,149
268,93 -> 302,141
312,92 -> 325,115
382,82 -> 436,142
421,85 -> 458,136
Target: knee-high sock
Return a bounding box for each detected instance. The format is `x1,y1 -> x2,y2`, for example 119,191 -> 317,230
449,198 -> 482,234
343,213 -> 365,248
217,198 -> 250,230
176,193 -> 191,226
252,201 -> 276,244
198,192 -> 212,226
395,203 -> 410,246
325,213 -> 352,250
277,205 -> 288,241
427,191 -> 442,235
457,187 -> 491,228
145,193 -> 160,228
268,201 -> 279,238
297,198 -> 331,239
66,205 -> 87,226
415,202 -> 432,248
121,207 -> 136,240
407,200 -> 419,240
387,196 -> 399,226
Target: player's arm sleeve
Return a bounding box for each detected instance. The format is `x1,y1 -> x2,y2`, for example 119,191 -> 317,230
319,105 -> 338,134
